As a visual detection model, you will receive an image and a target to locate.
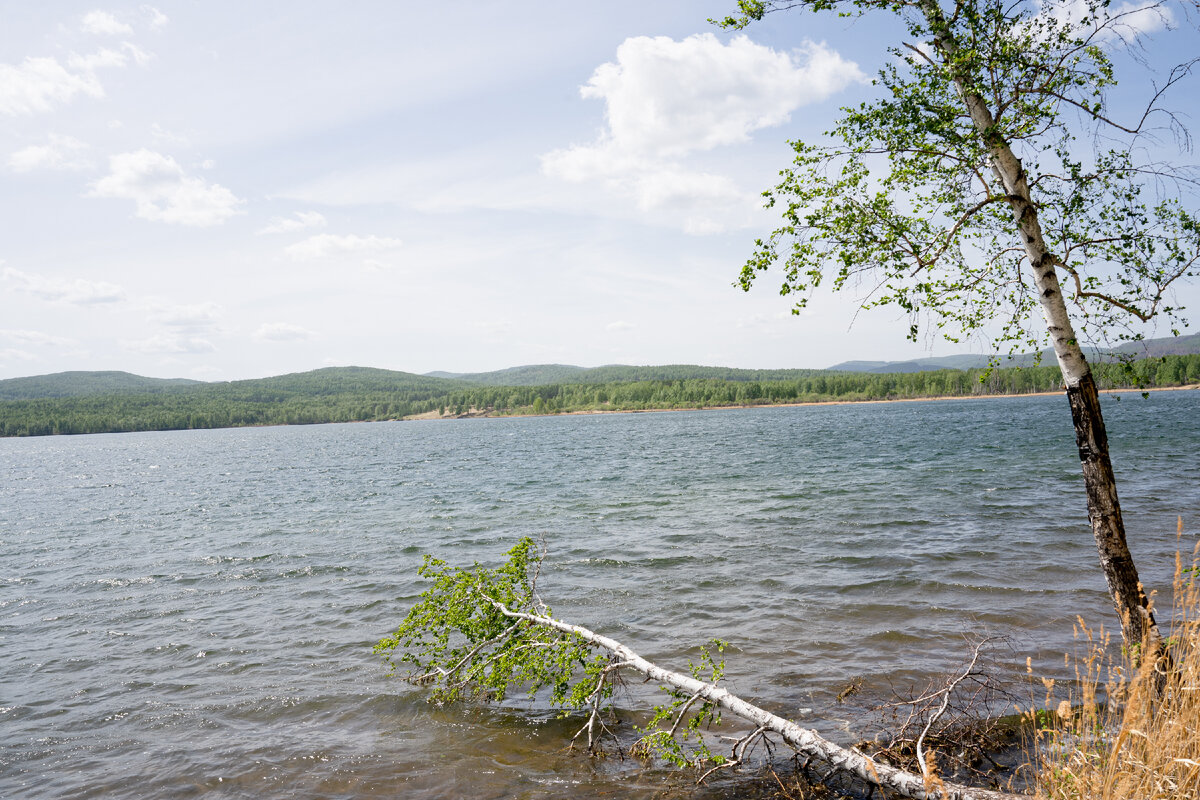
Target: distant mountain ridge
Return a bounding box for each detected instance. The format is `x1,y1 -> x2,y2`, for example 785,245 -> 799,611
3,332 -> 1198,400
0,370 -> 203,401
429,364 -> 831,386
827,333 -> 1200,373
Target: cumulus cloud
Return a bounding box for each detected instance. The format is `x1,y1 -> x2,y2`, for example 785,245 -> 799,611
2,266 -> 127,304
631,168 -> 742,212
542,34 -> 863,228
81,10 -> 134,36
0,39 -> 150,116
605,320 -> 636,332
568,34 -> 863,160
122,334 -> 215,354
257,210 -> 328,235
254,322 -> 315,342
283,233 -> 402,260
89,149 -> 244,226
9,134 -> 92,172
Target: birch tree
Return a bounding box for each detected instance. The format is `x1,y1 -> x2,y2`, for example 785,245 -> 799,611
721,0 -> 1200,649
377,538 -> 1025,799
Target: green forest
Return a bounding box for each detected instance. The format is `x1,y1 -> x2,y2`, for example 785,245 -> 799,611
2,355 -> 1199,437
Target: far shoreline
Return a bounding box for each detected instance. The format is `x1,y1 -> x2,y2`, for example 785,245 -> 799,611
406,382 -> 1200,421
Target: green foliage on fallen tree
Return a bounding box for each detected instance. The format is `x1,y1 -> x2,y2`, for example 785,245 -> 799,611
373,539 -> 609,710
374,538 -> 733,768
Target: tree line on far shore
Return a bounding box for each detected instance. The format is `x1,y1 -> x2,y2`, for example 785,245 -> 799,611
1,353 -> 1198,437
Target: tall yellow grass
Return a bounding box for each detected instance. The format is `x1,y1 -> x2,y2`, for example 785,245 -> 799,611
1030,519 -> 1200,800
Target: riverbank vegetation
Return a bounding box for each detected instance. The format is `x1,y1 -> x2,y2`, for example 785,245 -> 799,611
1029,526 -> 1200,800
2,354 -> 1199,436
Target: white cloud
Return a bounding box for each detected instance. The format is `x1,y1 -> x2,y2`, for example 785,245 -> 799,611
81,11 -> 134,36
146,301 -> 222,329
2,266 -> 127,305
254,322 -> 315,342
141,6 -> 169,30
1032,0 -> 1171,44
0,348 -> 37,363
150,122 -> 187,145
283,233 -> 402,260
122,334 -> 215,354
544,34 -> 863,172
0,329 -> 74,346
682,217 -> 728,236
605,320 -> 635,332
0,56 -> 106,115
8,134 -> 92,172
632,168 -> 742,212
257,210 -> 328,235
89,149 -> 244,226
570,35 -> 864,159
542,34 -> 863,227
0,37 -> 150,116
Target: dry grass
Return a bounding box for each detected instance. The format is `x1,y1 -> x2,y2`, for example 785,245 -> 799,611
1029,520 -> 1200,800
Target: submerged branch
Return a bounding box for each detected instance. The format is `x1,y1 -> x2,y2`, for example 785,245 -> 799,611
487,597 -> 1024,800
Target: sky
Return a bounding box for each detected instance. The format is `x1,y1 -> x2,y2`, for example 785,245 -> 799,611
1,1 -> 1197,381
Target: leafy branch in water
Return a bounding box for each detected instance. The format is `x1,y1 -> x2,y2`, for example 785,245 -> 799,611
632,640 -> 729,769
375,538 -> 1023,800
373,539 -> 611,714
374,538 -> 739,763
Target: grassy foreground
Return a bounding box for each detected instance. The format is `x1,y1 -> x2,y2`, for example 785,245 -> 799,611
1028,522 -> 1200,799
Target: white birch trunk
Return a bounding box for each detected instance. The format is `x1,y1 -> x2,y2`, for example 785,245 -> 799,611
917,0 -> 1156,650
491,600 -> 1025,800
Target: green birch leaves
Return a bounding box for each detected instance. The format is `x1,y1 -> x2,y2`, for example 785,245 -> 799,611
733,0 -> 1199,351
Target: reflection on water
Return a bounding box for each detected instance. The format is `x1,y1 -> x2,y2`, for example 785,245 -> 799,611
2,391 -> 1197,798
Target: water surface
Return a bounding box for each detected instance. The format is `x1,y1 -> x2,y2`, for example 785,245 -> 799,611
2,391 -> 1197,798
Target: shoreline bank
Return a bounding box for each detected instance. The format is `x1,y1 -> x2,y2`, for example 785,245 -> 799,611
410,382 -> 1200,421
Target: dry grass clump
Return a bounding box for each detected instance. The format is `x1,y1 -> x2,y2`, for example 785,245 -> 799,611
1030,520 -> 1200,800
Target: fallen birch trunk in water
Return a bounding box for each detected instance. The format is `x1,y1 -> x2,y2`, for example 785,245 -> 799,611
374,538 -> 1026,800
488,600 -> 1022,800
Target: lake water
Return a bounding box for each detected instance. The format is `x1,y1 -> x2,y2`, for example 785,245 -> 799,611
2,391 -> 1198,799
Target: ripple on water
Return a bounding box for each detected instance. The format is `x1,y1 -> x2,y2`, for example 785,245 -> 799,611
1,391 -> 1198,799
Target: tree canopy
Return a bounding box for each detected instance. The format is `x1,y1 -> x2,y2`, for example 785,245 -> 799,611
727,0 -> 1199,355
722,0 -> 1200,648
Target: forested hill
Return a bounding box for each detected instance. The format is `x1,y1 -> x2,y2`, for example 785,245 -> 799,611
2,355 -> 1200,437
0,367 -> 467,436
0,370 -> 202,400
426,364 -> 831,385
829,332 -> 1200,373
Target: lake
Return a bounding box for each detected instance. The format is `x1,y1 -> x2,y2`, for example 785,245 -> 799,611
2,391 -> 1197,798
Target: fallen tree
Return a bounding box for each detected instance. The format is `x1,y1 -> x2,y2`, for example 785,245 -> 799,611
376,538 -> 1026,800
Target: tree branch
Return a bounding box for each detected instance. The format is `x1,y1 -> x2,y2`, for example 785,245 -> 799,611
487,598 -> 1026,800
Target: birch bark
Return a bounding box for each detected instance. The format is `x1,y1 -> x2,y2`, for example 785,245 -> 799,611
917,0 -> 1157,649
491,599 -> 1025,800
